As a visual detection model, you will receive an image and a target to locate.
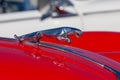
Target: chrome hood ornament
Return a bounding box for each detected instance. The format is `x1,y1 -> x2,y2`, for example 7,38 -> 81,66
14,27 -> 82,43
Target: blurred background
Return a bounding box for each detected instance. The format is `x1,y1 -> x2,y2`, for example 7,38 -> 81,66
0,0 -> 120,38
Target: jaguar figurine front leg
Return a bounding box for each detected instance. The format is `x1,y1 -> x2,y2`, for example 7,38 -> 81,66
56,27 -> 82,43
57,33 -> 71,43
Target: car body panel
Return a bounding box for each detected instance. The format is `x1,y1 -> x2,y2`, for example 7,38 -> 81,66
40,31 -> 120,62
0,38 -> 119,80
41,31 -> 120,52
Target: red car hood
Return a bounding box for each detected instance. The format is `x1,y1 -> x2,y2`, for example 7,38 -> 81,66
41,31 -> 120,52
0,39 -> 120,80
41,31 -> 120,62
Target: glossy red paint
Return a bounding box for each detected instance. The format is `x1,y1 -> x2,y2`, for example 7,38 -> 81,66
41,31 -> 120,52
0,38 -> 119,80
99,52 -> 120,62
41,31 -> 120,62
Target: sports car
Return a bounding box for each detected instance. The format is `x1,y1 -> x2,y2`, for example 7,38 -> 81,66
0,27 -> 119,80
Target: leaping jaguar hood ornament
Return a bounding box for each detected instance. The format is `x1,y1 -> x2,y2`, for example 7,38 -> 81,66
14,27 -> 82,43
